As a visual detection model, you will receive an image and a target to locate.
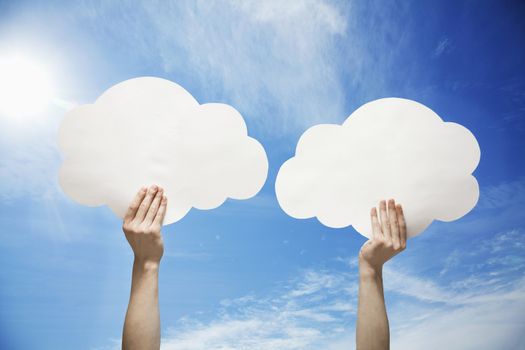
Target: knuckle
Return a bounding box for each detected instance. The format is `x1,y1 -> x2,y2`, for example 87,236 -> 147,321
144,227 -> 156,235
123,223 -> 137,234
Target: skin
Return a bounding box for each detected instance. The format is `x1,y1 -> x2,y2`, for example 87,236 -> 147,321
356,199 -> 407,350
122,185 -> 167,350
119,190 -> 405,350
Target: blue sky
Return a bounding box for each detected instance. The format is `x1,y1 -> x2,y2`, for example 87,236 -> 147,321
0,0 -> 524,349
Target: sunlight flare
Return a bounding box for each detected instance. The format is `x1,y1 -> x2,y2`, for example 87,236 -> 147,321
0,53 -> 55,118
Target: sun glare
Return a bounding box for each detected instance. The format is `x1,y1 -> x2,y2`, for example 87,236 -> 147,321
0,54 -> 55,118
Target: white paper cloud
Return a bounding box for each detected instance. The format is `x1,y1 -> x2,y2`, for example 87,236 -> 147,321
58,77 -> 268,224
275,98 -> 480,238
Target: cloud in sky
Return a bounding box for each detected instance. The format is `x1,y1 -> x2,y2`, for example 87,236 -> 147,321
390,278 -> 525,350
58,77 -> 268,224
477,177 -> 525,210
160,268 -> 357,350
73,0 -> 415,134
275,98 -> 480,238
139,0 -> 348,134
93,227 -> 525,350
433,37 -> 451,57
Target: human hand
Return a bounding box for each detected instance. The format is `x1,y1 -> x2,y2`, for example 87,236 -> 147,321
359,199 -> 407,276
122,185 -> 167,266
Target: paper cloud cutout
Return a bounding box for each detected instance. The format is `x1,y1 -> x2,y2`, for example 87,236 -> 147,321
59,77 -> 268,224
275,98 -> 480,238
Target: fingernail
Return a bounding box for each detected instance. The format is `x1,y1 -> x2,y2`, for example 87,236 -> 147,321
151,185 -> 158,191
141,187 -> 147,192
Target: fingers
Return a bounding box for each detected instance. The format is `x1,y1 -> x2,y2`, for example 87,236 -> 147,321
396,204 -> 407,248
379,200 -> 391,240
124,187 -> 147,222
144,187 -> 164,224
388,199 -> 401,249
153,195 -> 168,227
370,207 -> 382,238
135,185 -> 159,222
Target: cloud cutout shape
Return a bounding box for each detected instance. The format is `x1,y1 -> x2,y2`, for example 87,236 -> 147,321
275,98 -> 480,238
59,77 -> 268,224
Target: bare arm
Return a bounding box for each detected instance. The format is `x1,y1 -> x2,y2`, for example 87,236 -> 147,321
356,199 -> 407,350
122,185 -> 167,350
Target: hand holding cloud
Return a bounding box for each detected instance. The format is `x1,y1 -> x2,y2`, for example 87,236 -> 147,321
58,77 -> 268,225
275,98 -> 480,238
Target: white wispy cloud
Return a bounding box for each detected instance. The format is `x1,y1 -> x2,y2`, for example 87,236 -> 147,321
439,248 -> 461,276
97,247 -> 525,350
383,266 -> 458,304
477,177 -> 525,210
390,279 -> 525,350
69,0 -> 349,135
433,37 -> 451,57
71,0 -> 419,135
159,267 -> 357,350
145,226 -> 525,350
156,0 -> 345,133
97,222 -> 525,350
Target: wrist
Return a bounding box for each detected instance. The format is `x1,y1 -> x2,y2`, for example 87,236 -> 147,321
358,258 -> 382,279
133,257 -> 161,272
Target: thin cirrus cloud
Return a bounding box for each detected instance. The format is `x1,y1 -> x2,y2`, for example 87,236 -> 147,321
275,98 -> 481,238
102,227 -> 525,350
165,229 -> 525,350
70,0 -> 358,134
58,77 -> 268,224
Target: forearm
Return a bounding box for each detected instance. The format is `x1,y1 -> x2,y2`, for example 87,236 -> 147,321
356,264 -> 389,350
122,259 -> 161,350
